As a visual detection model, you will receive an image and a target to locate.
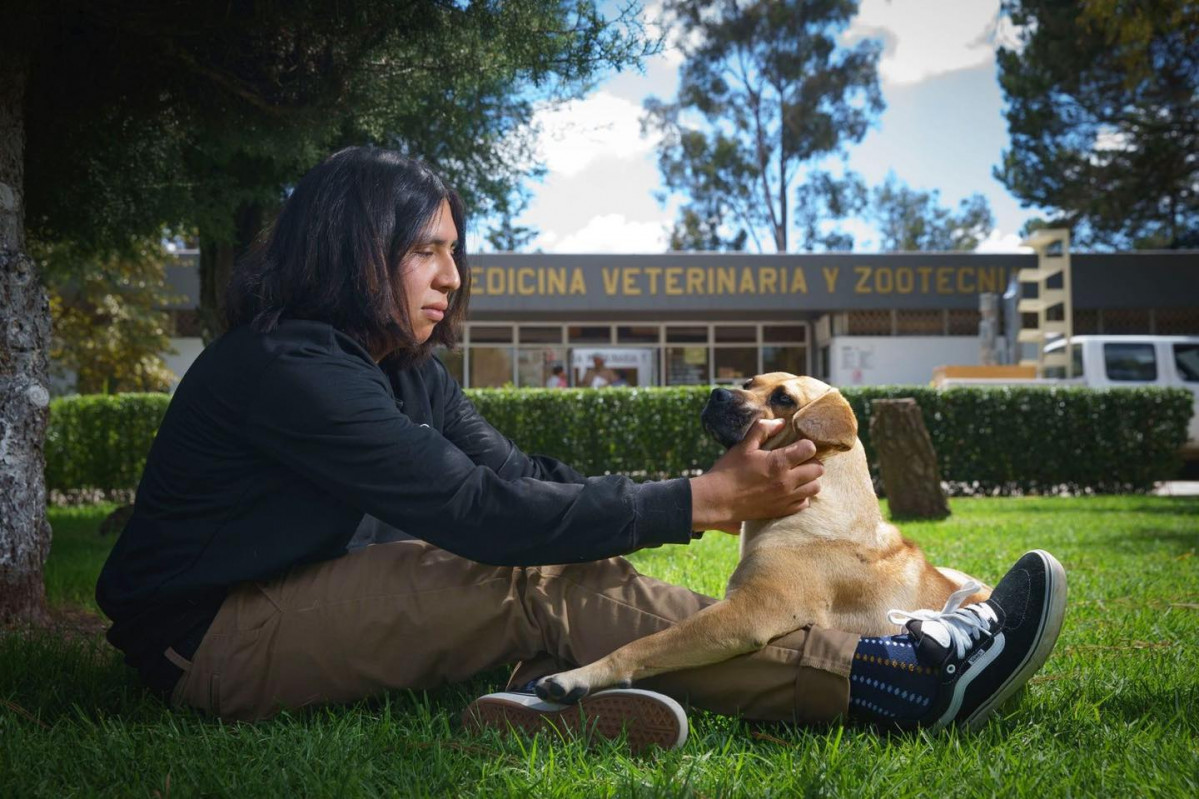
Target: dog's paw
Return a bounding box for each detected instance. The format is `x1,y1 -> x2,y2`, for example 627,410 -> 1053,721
534,672 -> 592,704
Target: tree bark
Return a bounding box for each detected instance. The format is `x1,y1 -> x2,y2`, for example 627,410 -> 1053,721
198,200 -> 267,344
869,398 -> 950,521
0,44 -> 52,626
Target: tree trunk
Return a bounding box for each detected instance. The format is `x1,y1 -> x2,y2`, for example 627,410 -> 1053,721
869,398 -> 950,521
198,201 -> 267,344
0,45 -> 52,626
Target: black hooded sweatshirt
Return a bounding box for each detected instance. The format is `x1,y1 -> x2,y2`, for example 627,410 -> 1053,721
96,319 -> 693,689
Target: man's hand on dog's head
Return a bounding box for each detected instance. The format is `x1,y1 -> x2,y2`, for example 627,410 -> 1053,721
689,419 -> 823,533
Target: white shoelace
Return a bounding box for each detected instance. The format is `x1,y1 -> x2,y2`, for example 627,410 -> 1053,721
887,581 -> 999,660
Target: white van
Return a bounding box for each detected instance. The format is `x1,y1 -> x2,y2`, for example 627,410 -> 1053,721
935,335 -> 1199,458
1043,335 -> 1199,456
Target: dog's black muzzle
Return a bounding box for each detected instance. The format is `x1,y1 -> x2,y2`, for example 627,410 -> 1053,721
701,387 -> 756,449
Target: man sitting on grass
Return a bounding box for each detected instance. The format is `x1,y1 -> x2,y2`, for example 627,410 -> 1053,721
97,147 -> 1067,751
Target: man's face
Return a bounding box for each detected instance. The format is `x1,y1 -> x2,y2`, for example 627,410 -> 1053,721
399,199 -> 461,344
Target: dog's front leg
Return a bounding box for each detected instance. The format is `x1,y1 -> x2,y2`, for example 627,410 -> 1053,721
536,586 -> 803,702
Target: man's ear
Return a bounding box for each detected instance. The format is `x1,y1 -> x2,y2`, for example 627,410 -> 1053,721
791,390 -> 858,452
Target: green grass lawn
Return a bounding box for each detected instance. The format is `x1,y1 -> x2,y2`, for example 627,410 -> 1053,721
3,496 -> 1198,797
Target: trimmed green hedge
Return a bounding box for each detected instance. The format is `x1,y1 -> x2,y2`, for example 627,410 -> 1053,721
45,393 -> 171,494
45,385 -> 1192,497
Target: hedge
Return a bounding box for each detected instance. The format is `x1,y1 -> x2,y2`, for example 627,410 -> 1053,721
45,385 -> 1192,497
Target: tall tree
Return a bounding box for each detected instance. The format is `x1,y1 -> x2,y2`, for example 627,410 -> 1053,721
646,0 -> 883,252
42,239 -> 181,395
871,175 -> 994,252
0,0 -> 651,624
995,0 -> 1198,248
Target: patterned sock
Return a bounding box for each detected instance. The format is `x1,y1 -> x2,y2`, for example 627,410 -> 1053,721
846,633 -> 938,723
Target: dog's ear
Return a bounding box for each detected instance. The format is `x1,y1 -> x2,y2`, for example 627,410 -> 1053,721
791,390 -> 858,453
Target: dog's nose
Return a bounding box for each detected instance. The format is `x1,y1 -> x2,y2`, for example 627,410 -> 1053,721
708,387 -> 734,405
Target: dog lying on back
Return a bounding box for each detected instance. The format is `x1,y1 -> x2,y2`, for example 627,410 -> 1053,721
537,372 -> 991,701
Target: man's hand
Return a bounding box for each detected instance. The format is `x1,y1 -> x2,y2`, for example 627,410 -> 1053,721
689,419 -> 823,533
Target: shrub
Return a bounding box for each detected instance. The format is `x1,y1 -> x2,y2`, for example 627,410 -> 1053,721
45,385 -> 1192,497
45,393 -> 170,495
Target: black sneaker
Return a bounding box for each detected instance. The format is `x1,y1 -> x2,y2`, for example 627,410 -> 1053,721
890,549 -> 1068,731
461,685 -> 689,754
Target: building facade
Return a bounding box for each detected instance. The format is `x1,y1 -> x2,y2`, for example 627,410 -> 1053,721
159,250 -> 1199,390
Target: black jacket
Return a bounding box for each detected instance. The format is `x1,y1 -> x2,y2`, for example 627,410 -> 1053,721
96,319 -> 693,685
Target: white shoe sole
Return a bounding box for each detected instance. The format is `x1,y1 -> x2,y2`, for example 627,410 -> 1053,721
462,687 -> 689,753
961,549 -> 1068,731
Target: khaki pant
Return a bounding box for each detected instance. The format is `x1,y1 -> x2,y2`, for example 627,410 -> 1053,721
170,539 -> 858,723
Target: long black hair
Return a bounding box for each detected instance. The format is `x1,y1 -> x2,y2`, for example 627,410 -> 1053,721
225,147 -> 470,365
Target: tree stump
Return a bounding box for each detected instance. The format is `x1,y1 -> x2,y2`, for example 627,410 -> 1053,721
869,398 -> 950,520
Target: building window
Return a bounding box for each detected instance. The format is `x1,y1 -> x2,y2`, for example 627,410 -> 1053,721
470,347 -> 514,387
763,325 -> 805,342
666,325 -> 708,343
517,347 -> 567,388
897,310 -> 943,336
616,325 -> 660,343
846,310 -> 891,335
1156,308 -> 1199,335
470,325 -> 513,343
1102,309 -> 1151,334
666,346 -> 709,385
1074,309 -> 1099,334
714,347 -> 757,383
519,326 -> 563,343
715,326 -> 757,343
948,309 -> 980,335
434,348 -> 464,384
568,325 -> 611,343
763,346 -> 806,375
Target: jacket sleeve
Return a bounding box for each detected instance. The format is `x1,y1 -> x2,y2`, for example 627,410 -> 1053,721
245,344 -> 693,566
434,360 -> 587,485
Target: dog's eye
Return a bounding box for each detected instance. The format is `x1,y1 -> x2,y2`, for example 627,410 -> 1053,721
771,390 -> 795,407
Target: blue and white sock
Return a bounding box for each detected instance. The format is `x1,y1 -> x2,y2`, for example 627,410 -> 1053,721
846,633 -> 937,722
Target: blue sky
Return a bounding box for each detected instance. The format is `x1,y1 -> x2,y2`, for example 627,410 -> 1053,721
488,0 -> 1042,255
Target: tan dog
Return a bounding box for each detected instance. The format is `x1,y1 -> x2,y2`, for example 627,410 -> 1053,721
537,372 -> 991,702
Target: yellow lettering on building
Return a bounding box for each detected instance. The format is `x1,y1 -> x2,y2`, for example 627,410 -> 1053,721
517,267 -> 536,295
546,267 -> 567,295
623,268 -> 642,295
918,266 -> 933,293
715,267 -> 735,294
760,268 -> 778,293
739,267 -> 757,294
486,267 -> 504,295
790,267 -> 808,294
855,266 -> 872,293
956,268 -> 975,294
569,269 -> 586,295
601,267 -> 619,295
470,266 -> 485,294
936,267 -> 953,294
895,267 -> 914,294
978,267 -> 1000,294
644,266 -> 662,294
686,267 -> 705,294
875,267 -> 893,294
822,266 -> 839,293
665,267 -> 684,295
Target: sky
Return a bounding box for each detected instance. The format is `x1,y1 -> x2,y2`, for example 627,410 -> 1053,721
486,0 -> 1040,255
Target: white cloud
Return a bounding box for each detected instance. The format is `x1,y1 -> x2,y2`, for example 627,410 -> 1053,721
535,213 -> 669,254
846,0 -> 1003,85
532,91 -> 659,179
974,229 -> 1031,253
